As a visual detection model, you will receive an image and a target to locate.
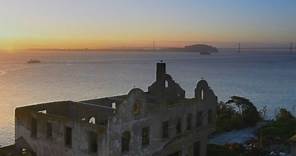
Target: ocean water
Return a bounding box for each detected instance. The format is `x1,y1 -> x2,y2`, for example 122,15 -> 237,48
1,51 -> 296,146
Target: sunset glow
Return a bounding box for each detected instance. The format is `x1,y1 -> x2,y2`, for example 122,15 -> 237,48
1,0 -> 296,50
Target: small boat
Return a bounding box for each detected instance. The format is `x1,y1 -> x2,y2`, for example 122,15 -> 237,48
27,59 -> 41,64
200,51 -> 211,55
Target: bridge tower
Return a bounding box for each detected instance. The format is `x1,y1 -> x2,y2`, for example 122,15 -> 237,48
290,42 -> 293,53
237,43 -> 241,53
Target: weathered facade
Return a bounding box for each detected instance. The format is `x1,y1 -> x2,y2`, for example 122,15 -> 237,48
289,135 -> 296,156
13,62 -> 218,156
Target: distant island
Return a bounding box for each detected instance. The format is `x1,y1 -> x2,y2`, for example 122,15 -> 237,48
163,44 -> 219,54
25,44 -> 219,53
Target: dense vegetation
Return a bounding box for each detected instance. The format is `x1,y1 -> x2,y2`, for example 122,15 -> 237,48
260,108 -> 296,146
211,103 -> 296,156
216,96 -> 262,133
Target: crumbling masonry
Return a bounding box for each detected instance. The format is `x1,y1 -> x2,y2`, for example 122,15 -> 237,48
10,62 -> 217,156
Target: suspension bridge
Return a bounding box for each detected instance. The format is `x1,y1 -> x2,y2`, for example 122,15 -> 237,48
236,42 -> 295,53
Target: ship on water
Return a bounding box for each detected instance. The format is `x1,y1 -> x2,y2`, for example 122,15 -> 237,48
200,51 -> 211,55
27,59 -> 41,64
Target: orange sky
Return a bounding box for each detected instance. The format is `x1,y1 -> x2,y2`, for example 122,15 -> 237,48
1,0 -> 295,51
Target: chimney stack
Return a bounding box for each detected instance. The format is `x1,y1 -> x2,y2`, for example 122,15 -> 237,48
156,61 -> 166,83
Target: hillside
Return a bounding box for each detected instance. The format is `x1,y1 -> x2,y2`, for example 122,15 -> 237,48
163,44 -> 219,53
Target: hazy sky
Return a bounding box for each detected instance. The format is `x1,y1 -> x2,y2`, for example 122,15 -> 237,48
0,0 -> 296,49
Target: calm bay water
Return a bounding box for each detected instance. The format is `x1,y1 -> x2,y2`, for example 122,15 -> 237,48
1,51 -> 296,146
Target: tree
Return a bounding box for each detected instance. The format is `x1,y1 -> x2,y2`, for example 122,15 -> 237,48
260,108 -> 296,146
226,96 -> 262,127
276,108 -> 295,122
216,102 -> 244,132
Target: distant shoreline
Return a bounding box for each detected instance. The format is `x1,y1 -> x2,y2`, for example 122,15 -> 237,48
20,44 -> 216,53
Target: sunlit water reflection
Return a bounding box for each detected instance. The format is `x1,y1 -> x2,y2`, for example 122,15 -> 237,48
1,51 -> 296,146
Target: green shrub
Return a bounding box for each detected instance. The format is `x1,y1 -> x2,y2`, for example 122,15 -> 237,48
216,96 -> 262,132
259,108 -> 296,145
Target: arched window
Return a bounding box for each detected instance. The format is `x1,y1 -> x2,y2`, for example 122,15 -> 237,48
46,122 -> 53,138
142,127 -> 150,146
31,118 -> 37,138
65,127 -> 72,147
21,148 -> 28,155
162,121 -> 169,138
121,131 -> 131,153
165,80 -> 169,88
196,111 -> 203,127
88,131 -> 98,153
186,113 -> 192,130
208,110 -> 213,124
133,100 -> 141,115
176,118 -> 182,134
89,117 -> 96,124
201,89 -> 204,101
112,102 -> 116,109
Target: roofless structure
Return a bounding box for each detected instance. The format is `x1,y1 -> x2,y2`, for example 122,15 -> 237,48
2,62 -> 218,156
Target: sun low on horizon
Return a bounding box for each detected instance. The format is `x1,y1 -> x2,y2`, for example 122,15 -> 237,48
0,0 -> 296,51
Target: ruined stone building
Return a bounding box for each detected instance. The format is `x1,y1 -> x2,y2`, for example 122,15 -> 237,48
5,62 -> 218,156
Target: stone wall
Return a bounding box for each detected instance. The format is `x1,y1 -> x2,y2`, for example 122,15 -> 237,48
13,62 -> 218,156
106,80 -> 217,156
15,102 -> 108,156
